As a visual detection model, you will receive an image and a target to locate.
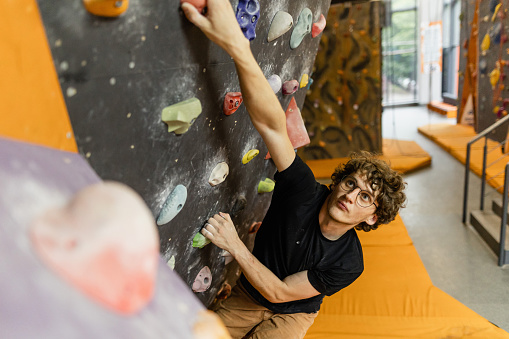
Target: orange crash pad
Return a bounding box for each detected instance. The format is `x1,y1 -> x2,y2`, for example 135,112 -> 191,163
304,216 -> 509,339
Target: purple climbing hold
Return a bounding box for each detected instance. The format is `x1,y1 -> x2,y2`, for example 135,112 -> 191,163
267,74 -> 282,93
236,0 -> 260,41
282,80 -> 299,95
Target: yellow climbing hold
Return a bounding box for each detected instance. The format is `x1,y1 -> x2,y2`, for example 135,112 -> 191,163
481,34 -> 490,51
242,149 -> 259,164
493,105 -> 500,114
490,68 -> 501,88
492,3 -> 502,22
300,74 -> 309,88
258,178 -> 275,193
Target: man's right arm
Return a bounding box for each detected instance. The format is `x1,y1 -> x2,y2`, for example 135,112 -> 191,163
181,0 -> 296,172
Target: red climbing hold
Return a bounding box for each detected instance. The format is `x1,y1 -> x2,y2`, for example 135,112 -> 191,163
266,97 -> 310,159
181,0 -> 207,14
312,14 -> 326,38
223,92 -> 243,116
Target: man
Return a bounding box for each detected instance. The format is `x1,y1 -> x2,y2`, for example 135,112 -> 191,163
181,1 -> 407,338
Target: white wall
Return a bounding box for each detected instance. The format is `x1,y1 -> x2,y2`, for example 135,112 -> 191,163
418,0 -> 444,104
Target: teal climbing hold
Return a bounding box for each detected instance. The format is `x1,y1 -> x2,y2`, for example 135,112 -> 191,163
290,8 -> 312,49
157,185 -> 187,225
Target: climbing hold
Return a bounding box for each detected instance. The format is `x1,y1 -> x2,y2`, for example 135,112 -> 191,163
192,266 -> 212,293
490,68 -> 501,88
491,22 -> 502,44
306,78 -> 314,90
30,182 -> 159,314
492,3 -> 502,21
249,221 -> 262,234
167,255 -> 176,270
193,232 -> 211,248
267,74 -> 282,93
223,92 -> 243,116
231,195 -> 247,218
300,74 -> 309,88
481,34 -> 491,51
480,59 -> 488,74
161,97 -> 202,135
242,149 -> 259,164
83,0 -> 129,17
267,11 -> 294,42
208,162 -> 229,186
290,8 -> 312,49
282,80 -> 299,95
266,97 -> 311,159
157,184 -> 187,226
258,178 -> 275,193
180,0 -> 207,14
217,283 -> 232,300
236,0 -> 260,41
311,14 -> 326,38
222,251 -> 234,265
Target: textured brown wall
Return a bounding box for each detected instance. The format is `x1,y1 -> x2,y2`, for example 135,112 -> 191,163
298,2 -> 383,161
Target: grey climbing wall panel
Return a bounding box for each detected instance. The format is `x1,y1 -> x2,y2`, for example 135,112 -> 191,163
36,0 -> 330,307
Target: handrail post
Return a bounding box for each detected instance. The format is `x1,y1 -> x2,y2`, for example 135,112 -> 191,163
499,163 -> 509,266
463,142 -> 472,223
480,137 -> 488,210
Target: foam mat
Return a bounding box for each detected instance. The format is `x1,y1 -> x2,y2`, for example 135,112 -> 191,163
306,139 -> 431,179
304,215 -> 509,338
419,123 -> 509,193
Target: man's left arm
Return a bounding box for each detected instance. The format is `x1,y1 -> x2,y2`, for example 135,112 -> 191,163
202,213 -> 321,303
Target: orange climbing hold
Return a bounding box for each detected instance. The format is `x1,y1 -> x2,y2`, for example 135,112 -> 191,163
223,92 -> 243,116
83,0 -> 129,17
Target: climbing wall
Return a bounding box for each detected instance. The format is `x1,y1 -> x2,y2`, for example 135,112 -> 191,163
36,0 -> 330,307
297,1 -> 383,161
459,0 -> 509,141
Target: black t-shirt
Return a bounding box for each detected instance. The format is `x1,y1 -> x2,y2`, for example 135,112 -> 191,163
239,155 -> 364,314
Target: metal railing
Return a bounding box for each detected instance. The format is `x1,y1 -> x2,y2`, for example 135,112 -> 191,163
462,113 -> 509,266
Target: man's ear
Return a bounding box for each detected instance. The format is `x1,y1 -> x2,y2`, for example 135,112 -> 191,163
365,214 -> 378,226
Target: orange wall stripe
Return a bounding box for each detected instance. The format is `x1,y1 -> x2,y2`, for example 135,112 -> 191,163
0,0 -> 77,152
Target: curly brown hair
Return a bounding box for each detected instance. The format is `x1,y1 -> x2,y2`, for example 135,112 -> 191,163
330,151 -> 407,232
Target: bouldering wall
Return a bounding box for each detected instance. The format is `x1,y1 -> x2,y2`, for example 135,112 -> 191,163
298,1 -> 383,161
459,0 -> 509,142
35,0 -> 330,308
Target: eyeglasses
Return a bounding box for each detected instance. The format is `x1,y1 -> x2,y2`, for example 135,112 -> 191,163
339,175 -> 378,209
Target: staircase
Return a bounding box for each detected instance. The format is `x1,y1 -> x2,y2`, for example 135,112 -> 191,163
463,116 -> 509,266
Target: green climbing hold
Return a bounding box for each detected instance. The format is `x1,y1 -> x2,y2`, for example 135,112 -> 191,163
192,232 -> 211,248
258,178 -> 275,193
161,97 -> 202,135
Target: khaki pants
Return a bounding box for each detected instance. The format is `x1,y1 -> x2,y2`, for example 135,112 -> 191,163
214,282 -> 318,339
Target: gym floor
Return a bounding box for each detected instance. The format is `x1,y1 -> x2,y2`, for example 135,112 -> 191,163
382,105 -> 509,331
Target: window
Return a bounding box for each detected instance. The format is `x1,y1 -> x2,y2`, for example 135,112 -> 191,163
382,0 -> 419,105
442,0 -> 461,103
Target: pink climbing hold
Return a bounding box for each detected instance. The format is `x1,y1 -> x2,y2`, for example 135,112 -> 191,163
181,0 -> 207,14
266,97 -> 310,159
282,80 -> 299,95
30,182 -> 159,314
192,266 -> 212,292
223,92 -> 243,116
312,14 -> 326,38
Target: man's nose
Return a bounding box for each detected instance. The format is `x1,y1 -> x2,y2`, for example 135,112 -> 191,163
345,188 -> 360,203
